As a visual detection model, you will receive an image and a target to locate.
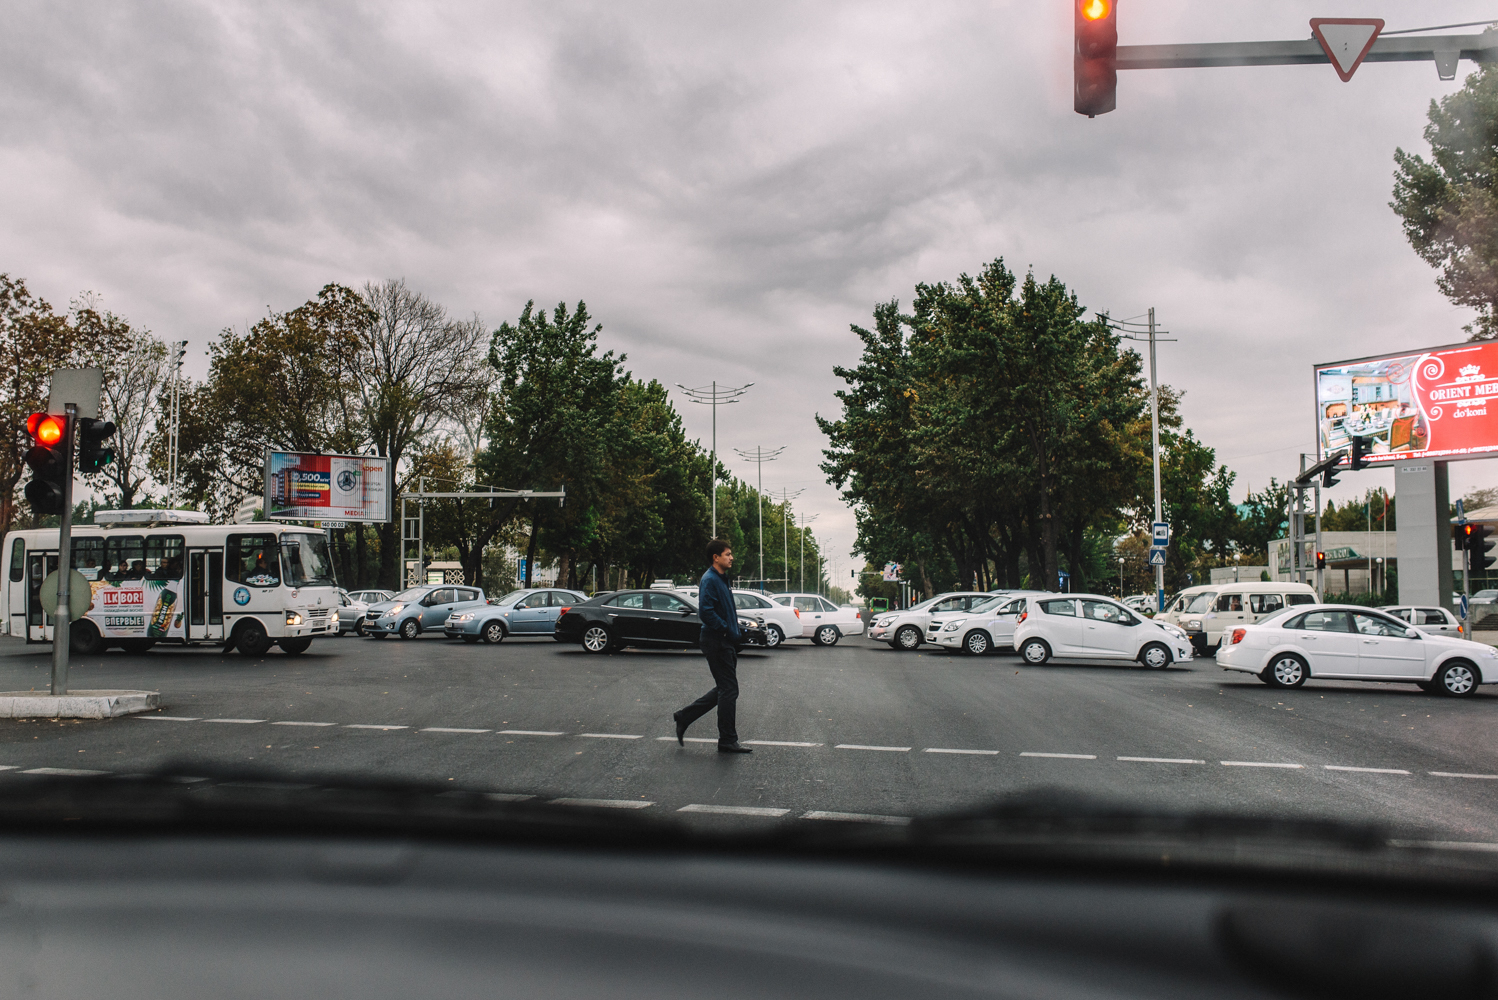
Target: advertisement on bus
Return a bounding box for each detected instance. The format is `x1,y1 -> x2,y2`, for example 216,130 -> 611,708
86,577 -> 185,639
1314,341 -> 1498,465
263,450 -> 391,522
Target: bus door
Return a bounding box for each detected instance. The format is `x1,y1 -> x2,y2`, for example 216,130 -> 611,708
186,548 -> 225,642
26,551 -> 58,643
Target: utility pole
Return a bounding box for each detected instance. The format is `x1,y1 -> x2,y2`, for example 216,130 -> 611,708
798,512 -> 818,592
51,404 -> 78,696
767,488 -> 804,592
1314,479 -> 1324,599
1108,308 -> 1174,612
166,340 -> 186,509
734,445 -> 784,592
676,381 -> 752,537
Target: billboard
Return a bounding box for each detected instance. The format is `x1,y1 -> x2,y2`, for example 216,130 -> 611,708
1315,341 -> 1498,465
264,451 -> 391,522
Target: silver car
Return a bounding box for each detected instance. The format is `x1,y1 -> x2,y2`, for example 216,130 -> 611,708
445,588 -> 588,643
364,585 -> 488,639
335,589 -> 370,636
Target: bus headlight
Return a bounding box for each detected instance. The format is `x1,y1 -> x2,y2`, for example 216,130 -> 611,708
286,612 -> 303,626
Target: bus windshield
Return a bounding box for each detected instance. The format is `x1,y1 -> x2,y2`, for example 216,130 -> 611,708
279,534 -> 336,588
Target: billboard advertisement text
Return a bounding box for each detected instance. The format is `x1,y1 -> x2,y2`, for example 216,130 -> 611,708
265,451 -> 391,522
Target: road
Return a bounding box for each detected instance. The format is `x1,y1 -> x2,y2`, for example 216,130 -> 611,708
2,630 -> 1497,838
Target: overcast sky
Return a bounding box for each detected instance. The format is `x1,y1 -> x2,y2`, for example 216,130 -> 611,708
2,2 -> 1493,574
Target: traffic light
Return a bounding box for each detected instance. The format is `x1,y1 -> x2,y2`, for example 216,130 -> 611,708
1350,435 -> 1369,471
1315,551 -> 1327,570
1321,464 -> 1340,489
1467,524 -> 1496,573
1074,0 -> 1117,117
23,412 -> 69,515
77,418 -> 116,473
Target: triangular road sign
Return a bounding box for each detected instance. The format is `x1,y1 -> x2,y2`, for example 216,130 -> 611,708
1310,18 -> 1384,82
1148,548 -> 1166,567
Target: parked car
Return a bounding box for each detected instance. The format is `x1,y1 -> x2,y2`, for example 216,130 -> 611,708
555,589 -> 767,653
1157,585 -> 1216,627
335,589 -> 370,636
1198,581 -> 1319,653
1216,603 -> 1498,696
929,592 -> 1049,655
1473,589 -> 1498,605
1012,594 -> 1193,669
867,592 -> 992,650
1380,604 -> 1463,638
363,585 -> 489,639
1122,593 -> 1156,613
444,588 -> 588,643
768,593 -> 866,645
348,589 -> 394,605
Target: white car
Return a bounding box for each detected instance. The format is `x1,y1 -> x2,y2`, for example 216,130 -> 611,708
930,592 -> 1045,655
674,588 -> 809,648
867,592 -> 995,650
769,593 -> 866,645
1012,594 -> 1193,669
1216,603 -> 1497,696
1379,604 -> 1463,638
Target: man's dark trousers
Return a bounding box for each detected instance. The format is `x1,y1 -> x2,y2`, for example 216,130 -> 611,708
678,631 -> 738,745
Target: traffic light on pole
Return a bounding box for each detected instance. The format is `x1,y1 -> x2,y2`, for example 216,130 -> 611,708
1468,524 -> 1496,573
77,418 -> 116,473
1315,551 -> 1327,570
1074,0 -> 1117,117
23,412 -> 69,516
1350,435 -> 1369,471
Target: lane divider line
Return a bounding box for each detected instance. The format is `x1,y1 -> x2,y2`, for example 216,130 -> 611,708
498,730 -> 565,736
745,740 -> 822,747
204,719 -> 265,724
836,744 -> 911,752
803,810 -> 911,825
925,748 -> 1000,755
1324,765 -> 1410,775
1429,771 -> 1498,779
22,767 -> 108,776
550,798 -> 655,809
1021,752 -> 1096,759
271,721 -> 338,727
654,736 -> 716,743
578,733 -> 643,740
1389,839 -> 1498,852
1222,761 -> 1303,769
344,724 -> 408,731
422,728 -> 491,734
137,716 -> 199,722
482,792 -> 534,802
679,804 -> 790,817
0,766 -> 18,772
1118,757 -> 1205,764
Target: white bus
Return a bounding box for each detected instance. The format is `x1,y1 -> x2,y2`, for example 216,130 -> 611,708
2,510 -> 339,657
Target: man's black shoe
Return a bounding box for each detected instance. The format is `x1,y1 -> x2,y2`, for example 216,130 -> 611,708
673,711 -> 687,746
717,742 -> 753,754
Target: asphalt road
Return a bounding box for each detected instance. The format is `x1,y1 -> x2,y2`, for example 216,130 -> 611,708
2,630 -> 1498,838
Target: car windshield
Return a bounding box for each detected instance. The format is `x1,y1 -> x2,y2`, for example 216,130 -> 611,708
492,590 -> 526,605
390,588 -> 429,603
968,595 -> 1007,614
1183,592 -> 1216,614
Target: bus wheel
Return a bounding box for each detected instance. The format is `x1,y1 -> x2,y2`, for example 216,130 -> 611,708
117,639 -> 156,654
235,621 -> 272,657
279,637 -> 312,655
70,621 -> 104,656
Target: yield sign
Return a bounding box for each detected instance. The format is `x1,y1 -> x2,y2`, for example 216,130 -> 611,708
1310,18 -> 1384,82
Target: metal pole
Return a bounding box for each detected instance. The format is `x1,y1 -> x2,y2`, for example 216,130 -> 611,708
51,404 -> 77,696
710,381 -> 716,537
1314,482 -> 1323,599
1148,307 -> 1163,613
418,476 -> 425,587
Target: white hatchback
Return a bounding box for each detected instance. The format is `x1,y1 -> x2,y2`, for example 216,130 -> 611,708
930,593 -> 1043,655
1216,603 -> 1498,696
1012,594 -> 1193,669
769,593 -> 865,645
868,592 -> 994,650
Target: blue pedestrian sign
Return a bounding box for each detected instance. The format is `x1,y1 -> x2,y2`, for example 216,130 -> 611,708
1148,548 -> 1167,566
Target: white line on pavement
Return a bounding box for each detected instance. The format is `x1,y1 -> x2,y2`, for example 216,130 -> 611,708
550,798 -> 655,809
138,716 -> 200,722
0,766 -> 17,771
679,804 -> 790,817
498,730 -> 565,736
344,724 -> 408,731
1389,839 -> 1498,852
421,728 -> 491,734
925,748 -> 1000,755
1324,765 -> 1410,775
271,721 -> 338,727
1118,757 -> 1205,764
482,792 -> 535,802
203,719 -> 266,724
578,733 -> 643,740
745,741 -> 822,747
22,768 -> 108,776
802,810 -> 911,825
1429,771 -> 1498,779
836,744 -> 911,752
1021,752 -> 1096,759
654,736 -> 717,743
1222,761 -> 1303,769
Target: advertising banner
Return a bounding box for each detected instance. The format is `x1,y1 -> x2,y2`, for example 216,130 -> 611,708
1314,341 -> 1498,465
86,578 -> 184,639
264,451 -> 391,522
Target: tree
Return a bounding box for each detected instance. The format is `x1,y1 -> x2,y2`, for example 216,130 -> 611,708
73,298 -> 167,509
1392,57 -> 1498,339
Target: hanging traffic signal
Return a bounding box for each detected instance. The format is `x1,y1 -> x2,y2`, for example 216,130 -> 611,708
77,418 -> 116,473
1321,465 -> 1340,489
1074,0 -> 1117,117
1349,435 -> 1369,471
23,412 -> 69,515
1315,551 -> 1327,570
1468,524 -> 1496,573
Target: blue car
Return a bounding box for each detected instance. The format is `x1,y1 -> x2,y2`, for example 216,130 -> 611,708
444,587 -> 588,644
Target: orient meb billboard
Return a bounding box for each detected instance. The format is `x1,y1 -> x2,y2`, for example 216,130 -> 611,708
1315,341 -> 1498,465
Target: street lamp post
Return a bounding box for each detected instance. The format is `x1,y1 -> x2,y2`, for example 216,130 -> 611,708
768,488 -> 804,593
1109,309 -> 1176,612
675,381 -> 752,537
734,445 -> 784,591
798,512 -> 819,592
1118,556 -> 1125,598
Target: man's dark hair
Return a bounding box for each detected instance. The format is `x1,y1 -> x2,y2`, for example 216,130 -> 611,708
706,538 -> 731,562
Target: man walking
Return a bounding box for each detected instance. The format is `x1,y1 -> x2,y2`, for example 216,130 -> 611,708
674,539 -> 752,753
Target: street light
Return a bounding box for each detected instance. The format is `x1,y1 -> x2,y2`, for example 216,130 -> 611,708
1118,556 -> 1124,598
734,445 -> 784,592
675,381 -> 752,537
767,488 -> 804,593
798,512 -> 819,592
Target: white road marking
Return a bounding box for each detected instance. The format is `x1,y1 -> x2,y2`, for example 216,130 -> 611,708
138,716 -> 200,722
836,744 -> 911,752
578,733 -> 643,740
802,810 -> 911,825
22,768 -> 108,776
204,718 -> 265,724
654,736 -> 717,743
271,721 -> 338,727
1389,839 -> 1498,852
421,728 -> 491,734
482,792 -> 535,802
745,740 -> 822,747
499,730 -> 565,736
1021,752 -> 1096,759
1429,771 -> 1498,779
1324,765 -> 1410,775
1222,761 -> 1303,769
0,766 -> 18,771
1118,757 -> 1205,764
679,804 -> 790,817
551,798 -> 655,809
925,748 -> 1000,755
344,724 -> 408,731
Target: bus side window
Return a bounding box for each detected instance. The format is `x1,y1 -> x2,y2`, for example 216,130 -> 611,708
105,536 -> 145,583
9,538 -> 22,583
71,537 -> 104,580
144,535 -> 185,581
226,534 -> 281,587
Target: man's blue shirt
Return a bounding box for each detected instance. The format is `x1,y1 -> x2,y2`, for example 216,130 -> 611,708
697,567 -> 740,641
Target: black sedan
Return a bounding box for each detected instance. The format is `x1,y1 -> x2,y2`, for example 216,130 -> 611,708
555,590 -> 768,654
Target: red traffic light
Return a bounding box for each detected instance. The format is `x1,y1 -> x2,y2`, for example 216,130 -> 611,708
1074,0 -> 1118,117
27,412 -> 64,446
1080,0 -> 1110,21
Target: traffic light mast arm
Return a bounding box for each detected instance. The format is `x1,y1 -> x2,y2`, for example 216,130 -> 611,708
1118,31 -> 1498,73
1294,449 -> 1346,488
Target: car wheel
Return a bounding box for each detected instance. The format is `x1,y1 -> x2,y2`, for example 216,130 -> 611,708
815,625 -> 840,646
963,630 -> 991,656
765,625 -> 784,648
581,625 -> 613,654
235,621 -> 272,658
1261,654 -> 1307,688
481,621 -> 506,645
1020,638 -> 1051,665
399,619 -> 420,640
894,626 -> 922,651
1139,642 -> 1172,670
279,637 -> 312,655
1432,660 -> 1480,697
355,621 -> 366,636
69,620 -> 104,656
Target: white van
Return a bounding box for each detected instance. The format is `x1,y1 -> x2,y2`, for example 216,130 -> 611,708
1157,585 -> 1217,651
1199,580 -> 1318,652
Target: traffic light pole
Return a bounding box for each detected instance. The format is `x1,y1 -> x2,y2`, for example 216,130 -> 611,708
51,404 -> 77,697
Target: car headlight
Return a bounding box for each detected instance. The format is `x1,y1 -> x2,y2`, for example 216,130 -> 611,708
384,604 -> 403,616
942,622 -> 961,631
452,613 -> 475,622
1159,623 -> 1186,639
285,612 -> 303,626
877,617 -> 895,628
1184,620 -> 1201,630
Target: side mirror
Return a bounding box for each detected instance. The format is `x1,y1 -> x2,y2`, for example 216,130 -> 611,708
1404,627 -> 1421,639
